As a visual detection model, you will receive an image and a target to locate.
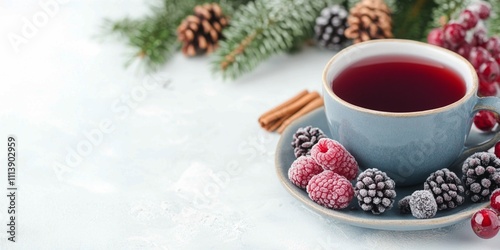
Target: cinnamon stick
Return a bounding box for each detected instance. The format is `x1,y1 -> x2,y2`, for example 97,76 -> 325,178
259,91 -> 320,127
277,97 -> 324,134
264,114 -> 291,132
258,90 -> 309,126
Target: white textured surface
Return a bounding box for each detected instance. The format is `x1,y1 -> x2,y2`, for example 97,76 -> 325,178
0,1 -> 499,249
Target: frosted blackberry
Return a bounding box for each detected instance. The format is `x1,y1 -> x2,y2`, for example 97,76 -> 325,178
409,190 -> 438,219
354,168 -> 396,214
291,126 -> 326,158
462,152 -> 500,202
424,168 -> 465,210
398,195 -> 411,214
314,5 -> 348,50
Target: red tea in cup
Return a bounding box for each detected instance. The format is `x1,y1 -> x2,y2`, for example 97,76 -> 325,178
332,56 -> 467,112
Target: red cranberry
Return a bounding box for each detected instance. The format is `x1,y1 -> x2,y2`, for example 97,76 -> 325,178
427,28 -> 445,47
478,59 -> 500,83
495,142 -> 500,158
476,2 -> 492,20
474,110 -> 497,131
485,36 -> 500,57
456,43 -> 472,59
471,208 -> 500,239
491,189 -> 500,214
471,28 -> 488,47
478,80 -> 497,97
469,46 -> 491,69
443,22 -> 466,46
459,9 -> 479,30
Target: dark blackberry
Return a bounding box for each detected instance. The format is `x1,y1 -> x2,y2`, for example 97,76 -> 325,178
398,195 -> 411,214
462,152 -> 500,202
424,168 -> 465,210
354,168 -> 396,214
291,126 -> 326,158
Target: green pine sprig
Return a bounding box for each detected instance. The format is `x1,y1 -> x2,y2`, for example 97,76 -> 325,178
486,0 -> 500,35
211,0 -> 340,80
103,0 -> 251,71
428,0 -> 468,28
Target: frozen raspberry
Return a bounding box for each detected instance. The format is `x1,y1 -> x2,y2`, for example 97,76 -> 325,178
409,190 -> 438,219
306,170 -> 354,209
310,138 -> 358,180
288,155 -> 324,189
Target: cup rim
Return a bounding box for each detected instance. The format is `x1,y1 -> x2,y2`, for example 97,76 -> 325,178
322,39 -> 478,117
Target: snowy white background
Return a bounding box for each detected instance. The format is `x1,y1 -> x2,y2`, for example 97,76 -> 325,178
0,0 -> 499,249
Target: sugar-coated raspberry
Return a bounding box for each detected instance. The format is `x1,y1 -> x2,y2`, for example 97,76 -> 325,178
288,155 -> 324,189
310,138 -> 358,180
306,170 -> 354,209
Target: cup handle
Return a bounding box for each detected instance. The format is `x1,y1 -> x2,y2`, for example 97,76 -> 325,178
452,97 -> 500,167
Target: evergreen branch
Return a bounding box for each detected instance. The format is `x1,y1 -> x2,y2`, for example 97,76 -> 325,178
392,0 -> 438,41
428,0 -> 468,29
102,0 -> 252,72
486,0 -> 500,35
212,0 -> 340,80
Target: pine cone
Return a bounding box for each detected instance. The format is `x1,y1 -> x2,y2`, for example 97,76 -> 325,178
354,168 -> 396,214
344,0 -> 393,44
314,5 -> 349,50
423,168 -> 465,210
177,3 -> 228,56
291,126 -> 327,158
462,152 -> 500,202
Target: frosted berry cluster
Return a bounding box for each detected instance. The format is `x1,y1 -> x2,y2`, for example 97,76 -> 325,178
426,1 -> 500,131
288,127 -> 402,214
471,188 -> 500,239
288,127 -> 359,210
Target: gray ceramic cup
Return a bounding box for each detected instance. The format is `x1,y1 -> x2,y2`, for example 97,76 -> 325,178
322,39 -> 500,186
